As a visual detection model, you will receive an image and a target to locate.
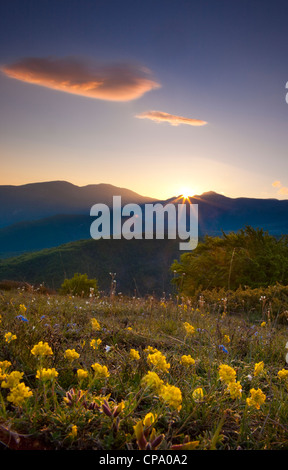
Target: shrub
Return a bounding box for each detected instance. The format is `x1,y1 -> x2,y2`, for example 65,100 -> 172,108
59,273 -> 98,297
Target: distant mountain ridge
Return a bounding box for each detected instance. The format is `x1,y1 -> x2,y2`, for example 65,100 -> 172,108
0,181 -> 288,258
0,180 -> 157,228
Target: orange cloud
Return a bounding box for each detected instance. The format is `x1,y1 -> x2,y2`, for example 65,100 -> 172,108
272,180 -> 282,188
135,110 -> 207,126
1,57 -> 160,102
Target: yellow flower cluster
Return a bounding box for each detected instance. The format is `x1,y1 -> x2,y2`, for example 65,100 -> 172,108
147,351 -> 170,373
130,348 -> 140,360
141,371 -> 164,392
180,354 -> 195,366
5,332 -> 17,343
1,369 -> 32,407
246,388 -> 266,409
183,322 -> 195,336
218,364 -> 242,399
36,368 -> 58,381
31,341 -> 53,357
254,361 -> 264,377
0,360 -> 12,381
64,349 -> 80,361
91,363 -> 110,378
90,338 -> 102,349
159,384 -> 182,411
192,387 -> 204,401
91,318 -> 101,331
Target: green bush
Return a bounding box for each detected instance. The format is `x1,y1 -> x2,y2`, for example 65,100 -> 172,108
59,272 -> 98,297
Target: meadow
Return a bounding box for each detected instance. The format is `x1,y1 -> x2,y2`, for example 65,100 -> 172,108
0,284 -> 288,450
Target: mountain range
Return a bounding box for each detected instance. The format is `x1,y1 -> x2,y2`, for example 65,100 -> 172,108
0,180 -> 288,294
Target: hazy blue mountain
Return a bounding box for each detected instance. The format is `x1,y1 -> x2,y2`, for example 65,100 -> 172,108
0,183 -> 288,259
0,180 -> 157,228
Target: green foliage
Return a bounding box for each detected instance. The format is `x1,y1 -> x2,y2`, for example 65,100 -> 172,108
59,273 -> 98,297
171,226 -> 288,295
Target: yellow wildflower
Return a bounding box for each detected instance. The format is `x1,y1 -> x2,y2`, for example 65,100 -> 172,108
180,355 -> 195,366
69,425 -> 78,439
254,361 -> 264,377
5,332 -> 17,343
141,371 -> 164,392
277,369 -> 288,380
192,387 -> 204,401
260,322 -> 266,327
147,351 -> 170,373
36,368 -> 58,381
31,341 -> 53,357
77,369 -> 88,380
218,364 -> 236,384
7,382 -> 32,407
246,388 -> 266,410
91,363 -> 110,378
64,349 -> 80,361
91,318 -> 101,331
19,304 -> 27,315
144,346 -> 159,354
90,338 -> 102,349
224,335 -> 230,343
159,384 -> 182,411
1,370 -> 24,389
130,348 -> 140,360
183,322 -> 195,336
227,380 -> 242,399
0,361 -> 12,381
143,412 -> 157,428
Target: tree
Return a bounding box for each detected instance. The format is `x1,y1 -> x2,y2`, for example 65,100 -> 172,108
171,227 -> 288,295
60,273 -> 98,297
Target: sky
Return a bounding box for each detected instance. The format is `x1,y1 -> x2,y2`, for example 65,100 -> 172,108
0,0 -> 288,200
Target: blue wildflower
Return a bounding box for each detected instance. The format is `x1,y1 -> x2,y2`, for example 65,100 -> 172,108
218,344 -> 228,354
16,315 -> 28,322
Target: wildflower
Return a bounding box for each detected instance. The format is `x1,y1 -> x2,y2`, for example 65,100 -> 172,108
246,388 -> 266,410
77,369 -> 88,381
180,355 -> 195,366
104,345 -> 111,353
159,384 -> 182,411
69,425 -> 78,439
227,380 -> 242,399
224,335 -> 230,343
277,369 -> 288,380
90,338 -> 102,350
218,364 -> 236,384
144,346 -> 159,354
1,370 -> 24,389
16,315 -> 28,322
0,361 -> 11,381
143,412 -> 157,428
254,361 -> 264,377
31,341 -> 53,357
91,363 -> 110,378
36,368 -> 58,381
183,322 -> 195,336
102,399 -> 125,418
64,388 -> 86,407
7,382 -> 32,407
5,332 -> 17,343
91,318 -> 101,331
192,387 -> 204,401
147,351 -> 170,373
64,349 -> 80,361
218,344 -> 229,354
130,348 -> 140,360
19,304 -> 27,315
260,322 -> 266,327
141,371 -> 164,393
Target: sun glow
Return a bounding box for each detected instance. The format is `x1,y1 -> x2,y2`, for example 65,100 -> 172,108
180,187 -> 193,199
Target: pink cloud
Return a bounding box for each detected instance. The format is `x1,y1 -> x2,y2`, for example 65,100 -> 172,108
2,57 -> 160,102
135,110 -> 207,126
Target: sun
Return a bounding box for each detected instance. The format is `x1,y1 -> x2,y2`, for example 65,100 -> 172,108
180,187 -> 193,199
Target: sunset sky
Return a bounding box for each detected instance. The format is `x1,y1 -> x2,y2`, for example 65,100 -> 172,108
1,0 -> 288,200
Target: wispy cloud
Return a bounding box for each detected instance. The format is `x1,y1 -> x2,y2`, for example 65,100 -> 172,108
135,110 -> 207,126
272,181 -> 288,196
1,57 -> 160,102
